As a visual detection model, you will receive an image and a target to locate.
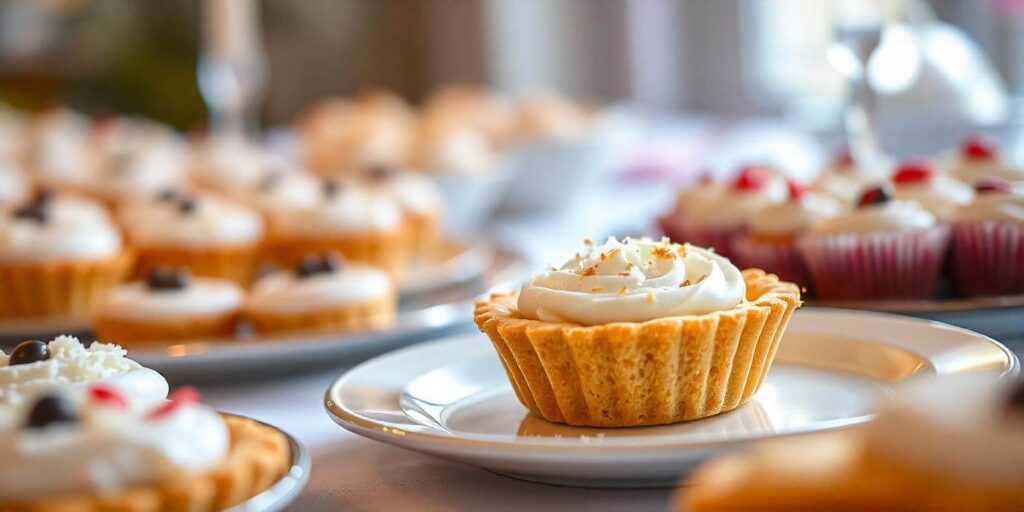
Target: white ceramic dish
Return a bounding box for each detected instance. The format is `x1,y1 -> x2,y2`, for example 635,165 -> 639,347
325,308 -> 1018,488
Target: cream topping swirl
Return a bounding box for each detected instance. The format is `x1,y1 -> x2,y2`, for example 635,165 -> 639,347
894,175 -> 974,220
518,237 -> 745,326
272,182 -> 403,236
679,177 -> 787,229
99,278 -> 244,320
809,200 -> 936,234
863,375 -> 1024,485
953,191 -> 1024,224
0,336 -> 168,407
247,264 -> 393,314
0,391 -> 227,499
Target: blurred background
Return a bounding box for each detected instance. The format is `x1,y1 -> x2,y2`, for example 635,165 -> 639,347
1,0 -> 1022,130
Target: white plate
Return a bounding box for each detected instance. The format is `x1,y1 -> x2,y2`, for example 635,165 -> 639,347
325,309 -> 1018,487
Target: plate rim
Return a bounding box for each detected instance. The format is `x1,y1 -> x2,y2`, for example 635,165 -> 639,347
324,308 -> 1019,454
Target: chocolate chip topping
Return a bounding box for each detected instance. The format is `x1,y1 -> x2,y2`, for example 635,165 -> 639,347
177,196 -> 198,215
32,188 -> 55,205
147,267 -> 190,291
25,394 -> 78,429
323,180 -> 342,200
8,339 -> 50,366
258,172 -> 282,191
157,188 -> 180,202
974,177 -> 1012,194
296,253 -> 340,278
12,204 -> 46,223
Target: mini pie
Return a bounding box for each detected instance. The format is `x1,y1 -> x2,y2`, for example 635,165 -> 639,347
681,376 -> 1024,511
1,387 -> 291,511
475,237 -> 800,428
94,268 -> 244,345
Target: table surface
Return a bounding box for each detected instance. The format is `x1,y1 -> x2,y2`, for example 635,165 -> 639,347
200,176 -> 1024,511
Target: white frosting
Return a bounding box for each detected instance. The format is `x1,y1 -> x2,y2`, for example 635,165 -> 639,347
0,392 -> 227,499
680,177 -> 787,229
81,135 -> 188,202
236,168 -> 321,215
0,167 -> 30,207
809,200 -> 936,234
813,166 -> 889,205
518,237 -> 745,326
408,121 -> 497,175
894,175 -> 974,220
748,192 -> 842,236
29,109 -> 96,188
0,197 -> 122,262
192,132 -> 277,191
247,264 -> 393,314
375,172 -> 443,215
863,375 -> 1024,485
0,336 -> 168,407
272,182 -> 403,236
953,191 -> 1024,224
948,156 -> 1024,185
100,278 -> 244,320
119,192 -> 263,247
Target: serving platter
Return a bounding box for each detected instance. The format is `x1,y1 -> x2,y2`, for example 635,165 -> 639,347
225,415 -> 310,512
0,243 -> 528,381
325,308 -> 1018,488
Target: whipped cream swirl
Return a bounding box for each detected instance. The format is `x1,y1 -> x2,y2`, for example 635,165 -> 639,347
518,237 -> 745,326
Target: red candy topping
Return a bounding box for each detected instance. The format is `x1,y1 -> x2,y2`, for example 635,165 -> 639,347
87,384 -> 128,409
857,185 -> 893,208
962,136 -> 997,161
974,177 -> 1012,194
787,180 -> 807,201
893,160 -> 934,184
147,386 -> 201,420
733,165 -> 772,191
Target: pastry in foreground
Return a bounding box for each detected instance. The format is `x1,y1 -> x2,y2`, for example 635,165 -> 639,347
474,237 -> 801,428
95,268 -> 244,344
0,191 -> 132,318
0,335 -> 168,407
245,253 -> 396,335
681,375 -> 1024,511
0,386 -> 290,511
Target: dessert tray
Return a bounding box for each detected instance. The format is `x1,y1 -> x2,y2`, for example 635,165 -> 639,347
225,414 -> 310,512
325,308 -> 1018,488
0,241 -> 528,380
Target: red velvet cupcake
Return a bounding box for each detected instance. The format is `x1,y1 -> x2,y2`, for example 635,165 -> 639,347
948,178 -> 1024,296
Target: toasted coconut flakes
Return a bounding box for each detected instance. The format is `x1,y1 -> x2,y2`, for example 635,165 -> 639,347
583,238 -> 593,246
590,287 -> 603,292
618,286 -> 628,296
645,292 -> 655,303
680,280 -> 691,287
581,266 -> 597,276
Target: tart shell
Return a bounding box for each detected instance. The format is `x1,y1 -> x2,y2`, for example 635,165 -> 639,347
474,269 -> 801,427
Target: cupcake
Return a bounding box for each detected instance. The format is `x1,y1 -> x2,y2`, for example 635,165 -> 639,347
891,159 -> 973,220
731,181 -> 841,291
246,253 -> 397,335
0,386 -> 291,511
0,335 -> 168,407
421,84 -> 515,144
300,93 -> 415,175
811,147 -> 889,205
265,179 -> 409,277
948,178 -> 1024,296
798,185 -> 950,300
946,135 -> 1024,187
95,268 -> 243,344
474,237 -> 801,427
407,114 -> 498,176
502,90 -> 592,145
359,166 -> 444,255
119,190 -> 264,286
0,192 -> 131,318
659,166 -> 787,258
682,376 -> 1024,511
231,164 -> 322,223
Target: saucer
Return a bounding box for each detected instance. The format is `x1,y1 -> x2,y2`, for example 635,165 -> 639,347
325,308 -> 1018,487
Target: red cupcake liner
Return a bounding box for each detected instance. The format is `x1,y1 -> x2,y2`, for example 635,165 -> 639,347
732,235 -> 811,292
950,220 -> 1024,296
796,226 -> 950,300
657,215 -> 744,259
